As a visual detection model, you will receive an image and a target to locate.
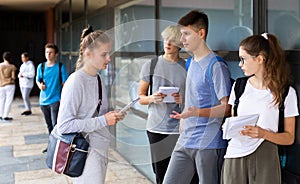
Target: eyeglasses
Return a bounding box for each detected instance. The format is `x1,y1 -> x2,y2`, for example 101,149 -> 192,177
239,55 -> 257,65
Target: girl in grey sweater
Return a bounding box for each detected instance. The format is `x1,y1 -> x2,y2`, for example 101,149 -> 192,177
57,26 -> 126,184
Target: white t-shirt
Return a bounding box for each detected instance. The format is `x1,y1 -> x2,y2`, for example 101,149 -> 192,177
225,81 -> 299,158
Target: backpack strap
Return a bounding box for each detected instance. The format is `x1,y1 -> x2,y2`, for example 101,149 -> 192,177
278,86 -> 290,169
40,62 -> 45,82
205,56 -> 226,106
233,76 -> 252,116
96,75 -> 102,112
59,62 -> 63,84
149,56 -> 158,95
278,86 -> 290,133
186,56 -> 193,71
40,62 -> 63,85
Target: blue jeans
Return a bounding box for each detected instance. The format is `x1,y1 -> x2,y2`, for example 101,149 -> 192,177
41,101 -> 60,134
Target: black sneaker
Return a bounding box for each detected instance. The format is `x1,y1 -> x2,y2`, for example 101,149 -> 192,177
42,148 -> 47,153
22,111 -> 32,115
4,117 -> 13,121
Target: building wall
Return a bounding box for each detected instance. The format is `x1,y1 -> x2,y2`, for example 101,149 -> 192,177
0,11 -> 46,96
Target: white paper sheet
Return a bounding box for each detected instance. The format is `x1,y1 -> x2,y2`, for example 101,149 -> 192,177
158,86 -> 179,103
223,114 -> 260,140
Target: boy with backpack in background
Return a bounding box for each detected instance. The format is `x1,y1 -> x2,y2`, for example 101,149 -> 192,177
36,43 -> 69,153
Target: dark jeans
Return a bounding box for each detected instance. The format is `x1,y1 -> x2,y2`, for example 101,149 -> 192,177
147,131 -> 199,184
41,101 -> 60,134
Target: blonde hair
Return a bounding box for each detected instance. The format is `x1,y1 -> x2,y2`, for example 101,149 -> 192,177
161,25 -> 183,48
76,26 -> 111,70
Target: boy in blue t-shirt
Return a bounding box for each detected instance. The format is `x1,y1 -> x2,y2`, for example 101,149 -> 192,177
163,10 -> 232,184
36,43 -> 69,153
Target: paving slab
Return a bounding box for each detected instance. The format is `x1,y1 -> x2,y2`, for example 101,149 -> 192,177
0,97 -> 152,184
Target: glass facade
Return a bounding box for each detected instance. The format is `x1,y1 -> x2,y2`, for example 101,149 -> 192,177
268,0 -> 300,50
267,1 -> 300,158
55,0 -> 300,182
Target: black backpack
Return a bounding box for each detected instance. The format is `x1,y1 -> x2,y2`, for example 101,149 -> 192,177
233,76 -> 300,183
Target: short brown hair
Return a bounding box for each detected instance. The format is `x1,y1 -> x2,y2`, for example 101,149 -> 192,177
3,51 -> 12,62
45,43 -> 59,54
178,10 -> 209,34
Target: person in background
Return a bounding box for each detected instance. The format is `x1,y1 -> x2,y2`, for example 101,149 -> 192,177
36,43 -> 69,153
0,51 -> 17,121
138,25 -> 198,184
57,26 -> 126,184
163,10 -> 232,184
18,52 -> 35,115
221,33 -> 299,184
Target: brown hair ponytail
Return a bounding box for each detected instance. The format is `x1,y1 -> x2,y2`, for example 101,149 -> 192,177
240,33 -> 291,106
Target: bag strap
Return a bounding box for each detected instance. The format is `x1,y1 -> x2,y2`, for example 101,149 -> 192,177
278,86 -> 290,133
233,76 -> 252,116
96,75 -> 102,112
149,56 -> 158,95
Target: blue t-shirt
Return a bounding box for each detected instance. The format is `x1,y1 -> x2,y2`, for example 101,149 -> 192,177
36,61 -> 69,105
178,52 -> 231,149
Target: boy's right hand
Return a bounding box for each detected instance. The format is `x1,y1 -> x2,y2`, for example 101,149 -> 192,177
39,82 -> 46,90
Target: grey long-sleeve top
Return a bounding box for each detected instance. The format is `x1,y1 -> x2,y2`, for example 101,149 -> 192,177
57,70 -> 110,151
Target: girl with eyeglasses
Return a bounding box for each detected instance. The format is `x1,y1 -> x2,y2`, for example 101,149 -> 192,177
221,33 -> 299,183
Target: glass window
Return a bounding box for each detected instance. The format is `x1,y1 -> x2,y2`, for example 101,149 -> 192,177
268,0 -> 300,50
72,20 -> 85,52
61,26 -> 71,52
88,12 -> 108,30
113,2 -> 158,182
115,1 -> 155,52
113,54 -> 153,181
60,0 -> 70,24
160,0 -> 253,51
112,1 -> 253,182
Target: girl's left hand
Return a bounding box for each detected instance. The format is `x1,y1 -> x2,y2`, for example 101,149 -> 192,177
240,125 -> 266,138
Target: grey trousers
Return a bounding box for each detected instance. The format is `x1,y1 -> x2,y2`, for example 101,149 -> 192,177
163,143 -> 226,184
20,87 -> 32,110
221,141 -> 281,184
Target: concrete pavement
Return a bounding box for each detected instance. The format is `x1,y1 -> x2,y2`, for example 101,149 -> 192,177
0,97 -> 152,184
